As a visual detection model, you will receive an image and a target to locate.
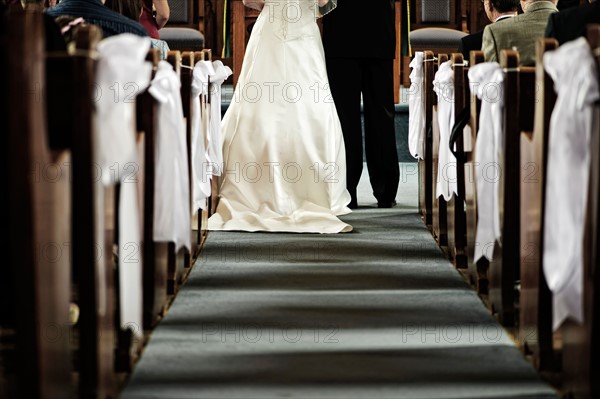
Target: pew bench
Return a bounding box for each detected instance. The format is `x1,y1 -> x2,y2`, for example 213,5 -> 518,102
431,53 -> 450,250
518,38 -> 559,371
1,8 -> 72,398
447,53 -> 468,269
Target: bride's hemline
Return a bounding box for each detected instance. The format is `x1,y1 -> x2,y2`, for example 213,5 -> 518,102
208,226 -> 353,234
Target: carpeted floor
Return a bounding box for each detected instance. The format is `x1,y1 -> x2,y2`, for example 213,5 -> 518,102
121,164 -> 558,399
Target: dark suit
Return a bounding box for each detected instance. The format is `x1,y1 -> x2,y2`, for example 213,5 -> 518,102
482,2 -> 557,65
557,0 -> 580,11
458,31 -> 484,60
545,1 -> 600,45
459,15 -> 515,61
322,1 -> 399,207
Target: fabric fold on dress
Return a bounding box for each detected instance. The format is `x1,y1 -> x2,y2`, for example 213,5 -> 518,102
543,37 -> 599,330
208,0 -> 352,233
95,34 -> 152,336
469,62 -> 504,263
149,61 -> 192,251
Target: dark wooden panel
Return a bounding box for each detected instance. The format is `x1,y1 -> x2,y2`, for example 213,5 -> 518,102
518,38 -> 558,371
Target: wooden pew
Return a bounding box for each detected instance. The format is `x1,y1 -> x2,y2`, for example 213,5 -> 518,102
192,49 -> 212,249
560,24 -> 600,399
46,25 -> 118,397
180,51 -> 196,274
200,49 -> 221,218
176,51 -> 198,278
138,50 -> 171,330
447,53 -> 468,268
465,50 -> 487,292
112,49 -> 165,372
419,50 -> 435,227
165,51 -> 190,294
1,7 -> 72,398
518,38 -> 558,370
231,0 -> 250,87
431,53 -> 449,248
488,50 -> 536,326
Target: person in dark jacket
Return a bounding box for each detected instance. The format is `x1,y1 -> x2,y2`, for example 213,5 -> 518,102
322,1 -> 399,209
545,0 -> 600,45
46,0 -> 148,38
458,0 -> 518,60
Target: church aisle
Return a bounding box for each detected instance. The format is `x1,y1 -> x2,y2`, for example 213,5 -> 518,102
122,164 -> 557,399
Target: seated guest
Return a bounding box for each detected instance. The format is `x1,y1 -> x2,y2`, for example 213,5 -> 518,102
138,0 -> 170,57
458,0 -> 518,60
546,0 -> 600,44
0,2 -> 67,50
482,0 -> 558,65
105,0 -> 142,21
104,0 -> 169,58
139,0 -> 169,39
46,0 -> 148,38
149,36 -> 169,58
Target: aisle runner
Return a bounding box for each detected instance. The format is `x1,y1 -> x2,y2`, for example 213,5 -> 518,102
122,164 -> 556,399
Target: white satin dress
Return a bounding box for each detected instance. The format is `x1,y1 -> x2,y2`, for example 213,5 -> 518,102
208,0 -> 352,233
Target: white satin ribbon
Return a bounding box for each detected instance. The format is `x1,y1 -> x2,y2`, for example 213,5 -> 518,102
543,37 -> 600,330
95,34 -> 152,336
149,61 -> 192,252
433,60 -> 458,200
469,62 -> 504,263
191,61 -> 215,211
409,52 -> 426,159
209,61 -> 233,176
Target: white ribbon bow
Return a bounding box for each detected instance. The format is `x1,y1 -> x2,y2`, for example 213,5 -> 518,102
543,37 -> 600,330
149,61 -> 192,252
408,52 -> 426,160
95,34 -> 152,337
209,61 -> 233,177
191,61 -> 216,211
433,60 -> 458,201
469,62 -> 504,263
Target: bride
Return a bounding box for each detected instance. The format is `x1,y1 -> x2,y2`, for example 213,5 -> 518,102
208,0 -> 353,233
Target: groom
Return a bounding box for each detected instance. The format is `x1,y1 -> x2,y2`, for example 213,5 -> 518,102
322,0 -> 400,209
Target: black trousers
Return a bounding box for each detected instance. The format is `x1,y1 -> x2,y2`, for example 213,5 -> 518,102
326,57 -> 400,204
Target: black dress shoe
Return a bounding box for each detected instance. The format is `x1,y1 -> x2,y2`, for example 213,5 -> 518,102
377,200 -> 397,208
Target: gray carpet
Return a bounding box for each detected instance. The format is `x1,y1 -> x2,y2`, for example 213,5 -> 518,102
121,164 -> 557,399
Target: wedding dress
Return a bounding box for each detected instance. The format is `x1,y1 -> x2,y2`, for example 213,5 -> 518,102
208,0 -> 352,233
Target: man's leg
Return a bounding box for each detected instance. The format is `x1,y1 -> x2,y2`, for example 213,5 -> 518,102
326,57 -> 364,208
362,58 -> 399,206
